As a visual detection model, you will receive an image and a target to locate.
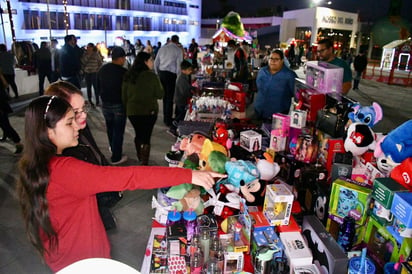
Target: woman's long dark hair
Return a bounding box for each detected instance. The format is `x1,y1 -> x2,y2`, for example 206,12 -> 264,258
17,96 -> 72,257
123,51 -> 152,84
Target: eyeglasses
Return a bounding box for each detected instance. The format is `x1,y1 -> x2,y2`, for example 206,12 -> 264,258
269,57 -> 282,62
74,102 -> 91,119
44,96 -> 56,120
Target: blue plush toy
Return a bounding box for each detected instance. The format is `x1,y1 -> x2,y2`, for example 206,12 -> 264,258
223,160 -> 259,189
348,102 -> 383,128
374,120 -> 412,164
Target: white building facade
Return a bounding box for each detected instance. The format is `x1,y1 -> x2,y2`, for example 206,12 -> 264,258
0,0 -> 202,48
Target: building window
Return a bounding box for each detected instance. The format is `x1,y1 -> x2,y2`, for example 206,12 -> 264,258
189,20 -> 198,26
144,0 -> 161,5
189,4 -> 199,9
115,15 -> 130,30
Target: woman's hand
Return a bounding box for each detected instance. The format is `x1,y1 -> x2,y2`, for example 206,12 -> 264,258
191,170 -> 227,190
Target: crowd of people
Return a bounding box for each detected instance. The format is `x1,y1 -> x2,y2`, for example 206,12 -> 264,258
0,33 -> 370,272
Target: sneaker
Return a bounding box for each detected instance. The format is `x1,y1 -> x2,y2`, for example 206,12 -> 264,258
111,155 -> 128,165
166,128 -> 178,137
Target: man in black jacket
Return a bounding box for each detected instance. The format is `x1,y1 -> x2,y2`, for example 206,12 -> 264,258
34,42 -> 52,95
59,34 -> 83,88
353,50 -> 368,90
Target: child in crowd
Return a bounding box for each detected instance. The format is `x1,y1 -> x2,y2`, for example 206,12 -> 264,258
168,60 -> 194,137
17,96 -> 225,272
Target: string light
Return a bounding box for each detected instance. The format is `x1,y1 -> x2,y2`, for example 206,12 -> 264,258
62,0 -> 68,34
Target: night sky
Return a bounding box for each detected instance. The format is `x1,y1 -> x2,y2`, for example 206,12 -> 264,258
202,0 -> 412,24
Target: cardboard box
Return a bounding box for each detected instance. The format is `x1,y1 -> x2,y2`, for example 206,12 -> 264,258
317,138 -> 345,175
270,130 -> 288,152
391,192 -> 412,228
302,215 -> 348,274
294,265 -> 321,274
239,130 -> 262,152
295,78 -> 326,123
249,211 -> 271,231
263,184 -> 294,226
372,177 -> 408,209
306,61 -> 344,94
290,109 -> 307,129
280,231 -> 313,273
272,113 -> 291,136
223,252 -> 244,273
328,178 -> 372,225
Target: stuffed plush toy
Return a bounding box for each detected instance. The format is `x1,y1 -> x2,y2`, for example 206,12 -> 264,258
204,185 -> 241,219
199,139 -> 229,172
239,179 -> 267,206
374,120 -> 412,164
166,184 -> 205,215
180,133 -> 208,157
348,102 -> 383,128
255,158 -> 280,182
344,122 -> 376,156
224,160 -> 260,190
390,157 -> 412,190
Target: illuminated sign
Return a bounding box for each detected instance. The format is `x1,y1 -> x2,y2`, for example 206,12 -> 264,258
321,16 -> 353,26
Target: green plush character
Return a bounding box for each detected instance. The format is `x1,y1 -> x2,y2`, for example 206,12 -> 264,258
221,11 -> 245,37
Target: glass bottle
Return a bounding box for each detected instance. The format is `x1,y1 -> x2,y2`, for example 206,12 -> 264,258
190,247 -> 203,274
200,228 -> 211,264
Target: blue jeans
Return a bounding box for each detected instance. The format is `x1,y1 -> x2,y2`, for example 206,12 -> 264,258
102,103 -> 126,162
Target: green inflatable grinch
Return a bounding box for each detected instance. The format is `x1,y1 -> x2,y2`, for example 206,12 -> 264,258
221,11 -> 245,37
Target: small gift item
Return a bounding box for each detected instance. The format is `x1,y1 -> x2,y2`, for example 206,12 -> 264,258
167,255 -> 187,274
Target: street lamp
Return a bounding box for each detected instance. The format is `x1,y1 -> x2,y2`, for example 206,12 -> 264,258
311,0 -> 332,7
216,19 -> 220,30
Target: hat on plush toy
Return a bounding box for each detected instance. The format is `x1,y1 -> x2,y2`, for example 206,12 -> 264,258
390,157 -> 412,190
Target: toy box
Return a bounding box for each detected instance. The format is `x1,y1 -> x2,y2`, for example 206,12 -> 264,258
364,215 -> 412,270
290,109 -> 307,129
263,184 -> 294,226
294,265 -> 321,274
304,178 -> 331,226
277,215 -> 301,233
252,226 -> 284,257
223,252 -> 244,273
329,178 -> 372,225
306,61 -> 344,94
295,78 -> 326,123
391,192 -> 412,229
239,130 -> 262,152
317,137 -> 345,175
330,152 -> 353,183
249,210 -> 271,232
272,113 -> 290,136
389,192 -> 412,239
270,130 -> 288,152
302,215 -> 348,274
279,231 -> 313,273
371,177 -> 408,223
293,134 -> 319,164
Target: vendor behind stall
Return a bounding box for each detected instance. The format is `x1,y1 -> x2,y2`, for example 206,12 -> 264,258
227,40 -> 249,83
254,49 -> 297,121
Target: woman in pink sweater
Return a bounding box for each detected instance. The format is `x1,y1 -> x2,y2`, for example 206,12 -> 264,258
17,96 -> 224,272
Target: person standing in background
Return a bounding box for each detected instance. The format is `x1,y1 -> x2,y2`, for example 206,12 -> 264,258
97,47 -> 128,165
34,42 -> 52,96
0,69 -> 23,153
144,40 -> 153,56
135,39 -> 145,54
0,44 -> 19,98
317,38 -> 352,95
59,34 -> 83,89
50,39 -> 60,83
154,34 -> 183,127
81,43 -> 103,107
188,38 -> 199,69
122,52 -> 164,165
353,50 -> 368,90
254,49 -> 297,121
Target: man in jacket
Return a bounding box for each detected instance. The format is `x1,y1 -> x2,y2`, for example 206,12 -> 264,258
353,50 -> 368,90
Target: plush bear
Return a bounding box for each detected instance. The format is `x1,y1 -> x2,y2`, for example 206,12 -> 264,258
348,102 -> 383,128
